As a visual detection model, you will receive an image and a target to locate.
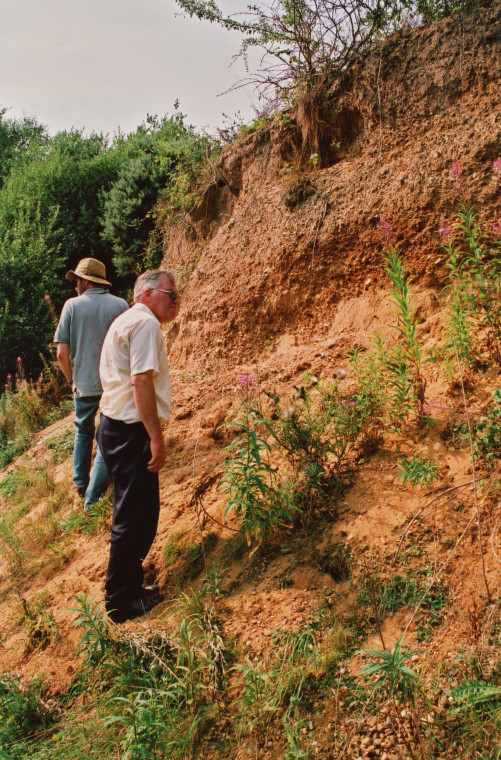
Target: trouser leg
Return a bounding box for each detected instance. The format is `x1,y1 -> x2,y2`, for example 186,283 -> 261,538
73,395 -> 101,490
97,415 -> 160,605
84,446 -> 111,510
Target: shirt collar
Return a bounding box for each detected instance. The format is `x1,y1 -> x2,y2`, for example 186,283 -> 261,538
133,302 -> 159,323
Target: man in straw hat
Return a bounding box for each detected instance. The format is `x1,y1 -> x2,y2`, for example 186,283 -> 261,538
54,258 -> 128,509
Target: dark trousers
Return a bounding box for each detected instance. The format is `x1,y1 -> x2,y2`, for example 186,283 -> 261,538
97,415 -> 160,605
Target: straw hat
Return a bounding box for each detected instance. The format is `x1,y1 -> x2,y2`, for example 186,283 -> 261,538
65,258 -> 111,287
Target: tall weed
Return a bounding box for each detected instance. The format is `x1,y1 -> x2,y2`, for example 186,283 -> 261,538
0,363 -> 71,467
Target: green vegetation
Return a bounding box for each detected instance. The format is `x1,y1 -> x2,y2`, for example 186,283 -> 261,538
163,530 -> 218,579
0,110 -> 217,387
61,492 -> 114,535
0,574 -> 495,760
1,10 -> 501,758
398,454 -> 440,488
441,196 -> 501,368
0,363 -> 72,467
219,400 -> 298,546
175,0 -> 475,161
382,246 -> 427,414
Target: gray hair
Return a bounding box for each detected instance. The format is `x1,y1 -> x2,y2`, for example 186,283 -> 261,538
133,270 -> 176,302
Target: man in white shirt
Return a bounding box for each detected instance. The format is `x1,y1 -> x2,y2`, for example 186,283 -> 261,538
97,269 -> 179,623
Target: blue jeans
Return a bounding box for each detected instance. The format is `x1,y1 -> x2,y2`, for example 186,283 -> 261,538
73,394 -> 110,508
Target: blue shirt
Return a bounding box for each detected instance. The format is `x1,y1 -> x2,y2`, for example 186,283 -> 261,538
54,288 -> 128,397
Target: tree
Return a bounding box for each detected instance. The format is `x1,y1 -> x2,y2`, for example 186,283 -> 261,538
176,3 -> 407,103
101,113 -> 215,275
0,109 -> 47,189
175,0 -> 474,158
0,129 -> 122,291
0,129 -> 120,381
0,206 -> 64,383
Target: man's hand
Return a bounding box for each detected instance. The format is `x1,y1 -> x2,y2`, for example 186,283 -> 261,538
148,434 -> 167,472
131,370 -> 166,473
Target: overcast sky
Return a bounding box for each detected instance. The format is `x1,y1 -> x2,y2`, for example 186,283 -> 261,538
0,0 -> 258,138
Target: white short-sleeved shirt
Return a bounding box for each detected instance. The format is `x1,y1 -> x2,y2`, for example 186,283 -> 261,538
99,303 -> 170,424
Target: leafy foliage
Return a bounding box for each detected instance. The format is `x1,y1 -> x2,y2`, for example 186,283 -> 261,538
175,0 -> 476,159
360,636 -> 418,703
0,673 -> 54,748
219,403 -> 297,546
398,454 -> 439,487
442,198 -> 501,366
0,111 -> 214,384
0,109 -> 47,189
176,1 -> 411,104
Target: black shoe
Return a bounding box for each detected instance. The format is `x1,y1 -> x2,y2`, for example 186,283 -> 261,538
105,591 -> 164,624
143,583 -> 160,595
76,486 -> 87,498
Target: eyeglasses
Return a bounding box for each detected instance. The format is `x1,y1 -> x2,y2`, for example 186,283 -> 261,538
152,288 -> 180,302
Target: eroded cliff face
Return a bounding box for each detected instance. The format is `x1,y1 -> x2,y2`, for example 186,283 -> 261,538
162,1 -> 501,374
2,7 -> 501,722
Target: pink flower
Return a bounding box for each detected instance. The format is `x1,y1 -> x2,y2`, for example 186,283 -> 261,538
439,221 -> 455,244
376,217 -> 394,246
493,158 -> 501,178
44,293 -> 51,302
237,373 -> 256,390
16,357 -> 21,363
493,219 -> 501,237
450,161 -> 463,182
6,374 -> 11,380
450,160 -> 468,197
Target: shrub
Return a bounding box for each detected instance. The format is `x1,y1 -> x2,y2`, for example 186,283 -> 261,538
219,402 -> 297,547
